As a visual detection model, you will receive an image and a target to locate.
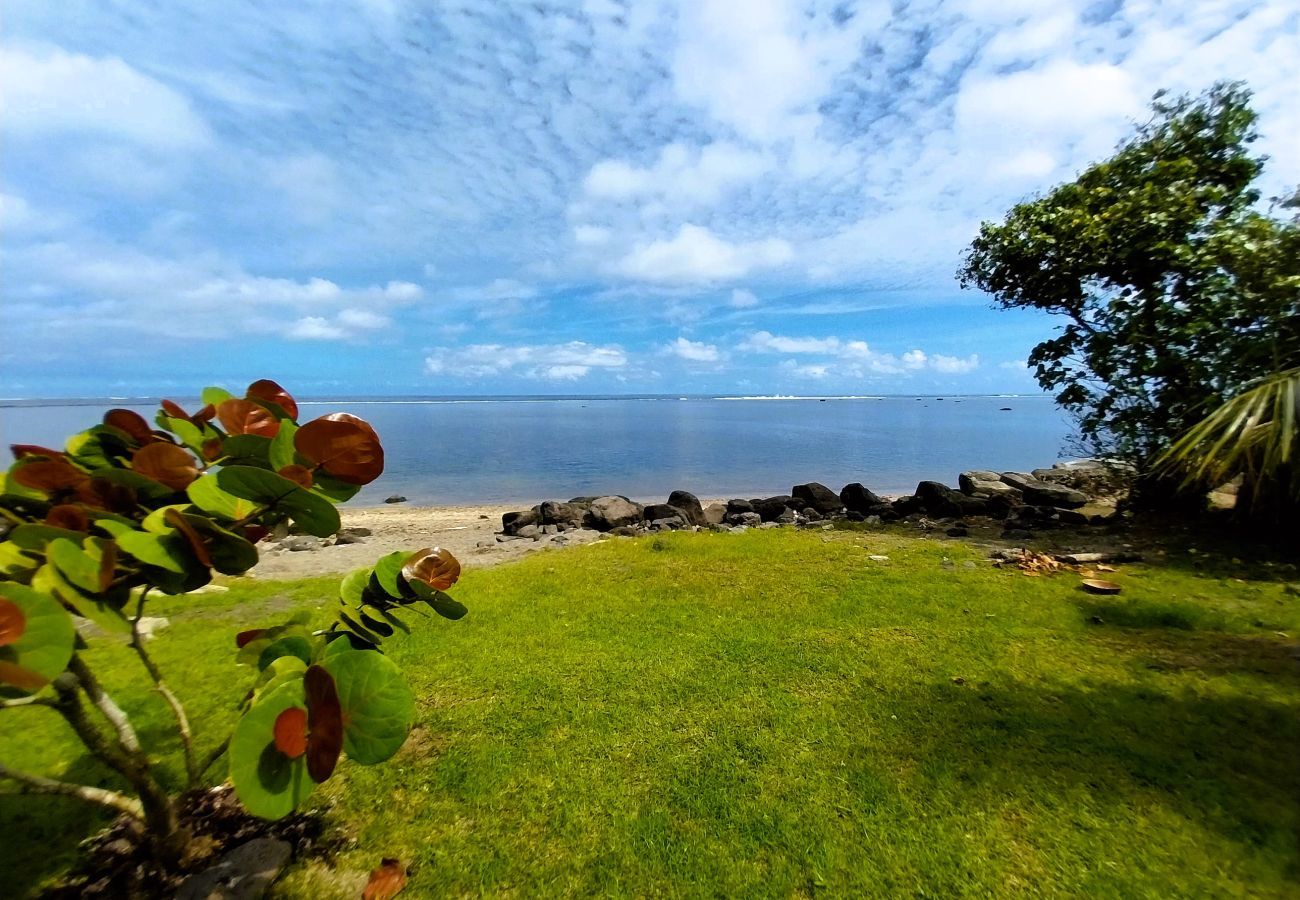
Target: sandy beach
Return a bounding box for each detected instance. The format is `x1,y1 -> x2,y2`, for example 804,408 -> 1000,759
251,499 -> 721,580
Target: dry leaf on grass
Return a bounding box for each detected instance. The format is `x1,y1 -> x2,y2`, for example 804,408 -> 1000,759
362,858 -> 407,900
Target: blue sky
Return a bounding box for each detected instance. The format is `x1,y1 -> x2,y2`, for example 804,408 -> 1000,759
2,0 -> 1296,398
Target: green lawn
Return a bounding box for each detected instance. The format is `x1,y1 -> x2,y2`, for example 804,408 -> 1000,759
4,528 -> 1299,897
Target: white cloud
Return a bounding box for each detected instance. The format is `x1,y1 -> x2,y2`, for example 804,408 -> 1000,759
573,225 -> 611,245
614,224 -> 793,284
956,60 -> 1140,136
0,45 -> 210,148
730,288 -> 759,308
739,331 -> 840,354
337,308 -> 391,329
424,341 -> 627,379
287,316 -> 346,341
931,353 -> 980,374
668,337 -> 721,363
779,359 -> 831,379
583,141 -> 768,206
739,332 -> 981,377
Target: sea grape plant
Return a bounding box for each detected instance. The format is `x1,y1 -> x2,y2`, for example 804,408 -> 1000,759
0,380 -> 466,863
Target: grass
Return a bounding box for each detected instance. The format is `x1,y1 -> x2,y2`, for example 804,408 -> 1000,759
3,526 -> 1299,897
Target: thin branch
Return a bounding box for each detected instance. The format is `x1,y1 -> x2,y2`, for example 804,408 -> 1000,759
0,762 -> 143,819
0,695 -> 57,709
67,655 -> 142,755
130,589 -> 198,787
197,737 -> 230,782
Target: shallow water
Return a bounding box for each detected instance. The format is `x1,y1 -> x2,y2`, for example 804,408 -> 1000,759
1,394 -> 1075,507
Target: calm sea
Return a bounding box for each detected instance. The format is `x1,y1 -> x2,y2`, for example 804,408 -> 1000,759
0,395 -> 1076,507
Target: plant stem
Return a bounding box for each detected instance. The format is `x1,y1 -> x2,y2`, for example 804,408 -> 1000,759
130,589 -> 198,788
0,763 -> 144,819
67,655 -> 142,755
197,736 -> 230,780
0,695 -> 57,709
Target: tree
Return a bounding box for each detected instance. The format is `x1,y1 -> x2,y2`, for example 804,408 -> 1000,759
958,82 -> 1300,467
0,380 -> 468,870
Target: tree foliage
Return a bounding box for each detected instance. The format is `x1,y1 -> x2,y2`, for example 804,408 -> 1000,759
959,82 -> 1300,465
0,380 -> 467,867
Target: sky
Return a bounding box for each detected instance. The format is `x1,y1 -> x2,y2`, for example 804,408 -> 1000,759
1,0 -> 1297,398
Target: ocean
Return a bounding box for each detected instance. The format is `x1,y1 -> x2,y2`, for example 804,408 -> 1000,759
0,394 -> 1077,507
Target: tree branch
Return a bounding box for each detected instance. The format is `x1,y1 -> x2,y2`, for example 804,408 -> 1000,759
67,655 -> 141,755
131,590 -> 197,787
0,695 -> 57,710
0,762 -> 143,819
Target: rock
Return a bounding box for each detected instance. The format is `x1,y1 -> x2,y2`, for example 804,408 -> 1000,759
384,495 -> 407,504
702,503 -> 727,526
650,516 -> 686,530
864,515 -> 882,525
792,482 -> 842,515
1001,528 -> 1034,540
502,508 -> 540,535
946,526 -> 969,537
731,524 -> 749,533
643,502 -> 688,523
667,490 -> 706,526
516,524 -> 541,539
1054,507 -> 1090,526
541,524 -> 559,535
999,472 -> 1088,508
539,500 -> 586,528
610,525 -> 641,537
754,496 -> 795,522
867,555 -> 890,562
914,481 -> 989,518
177,837 -> 291,900
840,482 -> 885,513
774,507 -> 797,524
892,495 -> 923,516
334,531 -> 366,545
342,526 -> 372,537
280,535 -> 322,552
586,496 -> 645,531
568,496 -> 598,507
959,471 -> 1021,500
736,511 -> 762,527
758,522 -> 780,530
726,498 -> 755,515
476,540 -> 495,549
800,507 -> 823,522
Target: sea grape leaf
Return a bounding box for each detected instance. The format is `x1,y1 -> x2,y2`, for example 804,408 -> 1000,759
131,443 -> 198,491
0,583 -> 75,696
322,648 -> 414,765
32,560 -> 130,634
187,474 -> 260,522
158,415 -> 207,456
65,426 -> 132,470
222,435 -> 273,467
254,655 -> 308,703
0,542 -> 37,578
103,409 -> 156,445
257,635 -> 315,671
215,466 -> 340,537
93,467 -> 180,503
7,523 -> 85,551
273,707 -> 308,759
177,514 -> 259,576
47,537 -> 115,594
402,547 -> 461,592
294,414 -> 384,485
201,386 -> 235,407
370,551 -> 411,600
217,399 -> 281,438
304,665 -> 344,782
246,379 -> 299,421
269,421 -> 301,472
96,520 -> 190,574
339,567 -> 371,610
229,680 -> 315,819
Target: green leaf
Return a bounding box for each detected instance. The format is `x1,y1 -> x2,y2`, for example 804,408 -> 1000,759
339,567 -> 370,610
229,680 -> 315,819
159,416 -> 207,456
47,538 -> 103,594
216,466 -> 340,537
310,475 -> 361,504
66,426 -> 131,470
370,550 -> 411,599
253,655 -> 308,703
0,583 -> 75,696
201,386 -> 235,407
7,523 -> 84,552
322,649 -> 414,764
91,468 -> 177,503
258,635 -> 315,671
96,521 -> 188,574
188,474 -> 261,522
0,542 -> 37,578
269,421 -> 301,472
222,435 -> 273,467
180,514 -> 259,576
31,562 -> 130,634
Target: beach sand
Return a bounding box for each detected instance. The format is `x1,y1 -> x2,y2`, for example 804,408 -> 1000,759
251,499 -> 722,580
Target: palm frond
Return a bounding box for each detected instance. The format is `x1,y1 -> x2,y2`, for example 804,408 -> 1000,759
1154,367 -> 1300,500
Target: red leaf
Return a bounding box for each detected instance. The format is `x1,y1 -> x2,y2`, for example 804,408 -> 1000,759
401,547 -> 461,592
217,399 -> 281,437
164,509 -> 212,568
277,464 -> 313,489
362,858 -> 408,900
235,628 -> 266,648
304,665 -> 343,783
243,525 -> 270,544
86,477 -> 137,514
273,707 -> 308,759
11,444 -> 66,460
103,409 -> 156,445
193,403 -> 216,424
161,399 -> 190,421
95,539 -> 118,594
294,414 -> 384,485
202,438 -> 224,461
12,457 -> 91,496
246,379 -> 299,420
132,443 -> 199,491
0,660 -> 48,692
46,504 -> 91,532
0,598 -> 26,647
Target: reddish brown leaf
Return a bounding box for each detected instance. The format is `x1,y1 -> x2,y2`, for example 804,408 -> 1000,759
164,509 -> 213,568
95,539 -> 119,594
160,399 -> 190,421
246,379 -> 299,420
0,598 -> 26,647
362,858 -> 408,900
193,403 -> 216,424
235,628 -> 267,648
132,443 -> 199,491
103,409 -> 156,445
294,414 -> 384,485
12,457 -> 91,496
86,477 -> 137,514
202,438 -> 224,461
0,660 -> 48,692
401,547 -> 461,592
243,525 -> 270,544
304,665 -> 343,783
10,444 -> 66,460
217,398 -> 281,437
273,707 -> 308,759
46,504 -> 91,532
277,464 -> 313,489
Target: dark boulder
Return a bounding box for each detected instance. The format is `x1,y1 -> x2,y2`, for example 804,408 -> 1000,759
754,496 -> 796,522
667,490 -> 706,526
999,472 -> 1087,508
568,496 -> 598,507
727,498 -> 755,515
643,502 -> 688,523
502,507 -> 541,535
792,482 -> 842,515
914,481 -> 989,518
840,482 -> 885,513
539,500 -> 585,527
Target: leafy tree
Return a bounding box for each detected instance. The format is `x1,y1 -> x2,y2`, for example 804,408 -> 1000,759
0,380 -> 467,867
958,82 -> 1300,466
